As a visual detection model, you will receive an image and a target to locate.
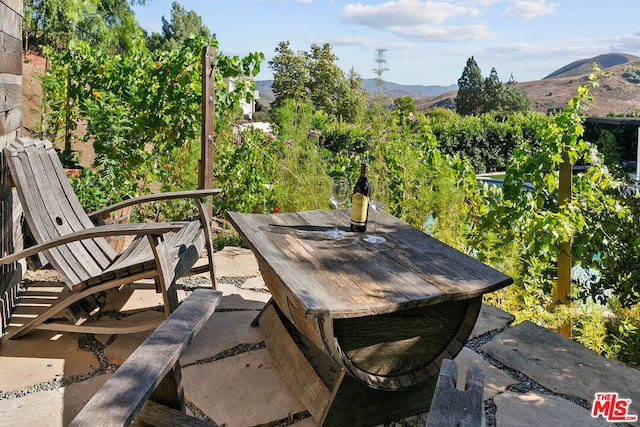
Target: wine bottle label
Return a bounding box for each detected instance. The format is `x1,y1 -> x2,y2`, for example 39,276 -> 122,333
351,193 -> 369,225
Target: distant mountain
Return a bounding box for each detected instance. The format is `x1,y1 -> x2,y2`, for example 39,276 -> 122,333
416,53 -> 640,117
256,53 -> 640,117
544,53 -> 640,79
361,79 -> 457,98
254,79 -> 456,106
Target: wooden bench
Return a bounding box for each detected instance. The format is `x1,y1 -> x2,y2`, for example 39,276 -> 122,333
426,359 -> 484,427
70,288 -> 222,427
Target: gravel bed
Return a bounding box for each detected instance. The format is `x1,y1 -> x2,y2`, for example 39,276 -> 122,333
180,275 -> 252,290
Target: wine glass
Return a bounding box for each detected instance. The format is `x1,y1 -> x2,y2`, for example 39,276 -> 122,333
363,200 -> 386,243
325,176 -> 350,239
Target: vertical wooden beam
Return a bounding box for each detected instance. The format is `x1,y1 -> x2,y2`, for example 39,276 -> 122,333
200,46 -> 215,190
64,71 -> 72,152
200,46 -> 215,217
554,149 -> 572,338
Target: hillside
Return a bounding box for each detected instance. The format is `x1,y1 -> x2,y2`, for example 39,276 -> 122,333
416,53 -> 640,116
255,79 -> 456,107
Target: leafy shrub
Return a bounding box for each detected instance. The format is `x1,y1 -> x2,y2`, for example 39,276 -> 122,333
42,36 -> 263,217
622,70 -> 640,84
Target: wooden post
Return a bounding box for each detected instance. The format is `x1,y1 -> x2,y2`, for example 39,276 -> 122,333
554,149 -> 572,338
64,70 -> 72,152
200,46 -> 215,216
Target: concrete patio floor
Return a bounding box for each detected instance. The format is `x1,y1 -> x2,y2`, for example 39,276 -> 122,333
1,246 -> 639,426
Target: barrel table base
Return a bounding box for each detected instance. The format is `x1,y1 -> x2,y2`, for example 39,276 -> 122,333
256,302 -> 441,427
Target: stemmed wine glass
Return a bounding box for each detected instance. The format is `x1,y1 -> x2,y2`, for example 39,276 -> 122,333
325,176 -> 351,239
325,176 -> 350,239
363,200 -> 386,243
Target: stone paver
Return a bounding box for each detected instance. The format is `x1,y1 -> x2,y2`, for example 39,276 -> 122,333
480,320 -> 640,416
454,347 -> 518,400
181,310 -> 266,365
100,328 -> 154,366
471,304 -> 514,338
0,330 -> 99,390
494,391 -> 610,427
215,282 -> 271,311
241,276 -> 268,292
0,374 -> 110,426
183,348 -> 306,427
213,246 -> 261,278
4,250 -> 640,427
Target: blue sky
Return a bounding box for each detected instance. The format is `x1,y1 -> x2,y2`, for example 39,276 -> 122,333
133,0 -> 640,86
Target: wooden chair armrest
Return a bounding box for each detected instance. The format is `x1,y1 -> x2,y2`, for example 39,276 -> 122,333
70,288 -> 222,427
0,223 -> 186,265
88,189 -> 222,220
426,359 -> 484,427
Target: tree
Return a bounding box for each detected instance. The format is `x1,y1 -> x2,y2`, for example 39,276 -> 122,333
482,67 -> 503,113
308,43 -> 346,117
338,67 -> 369,123
456,58 -> 531,115
268,41 -> 310,108
500,78 -> 532,112
269,41 -> 367,122
23,0 -> 145,53
145,2 -> 212,52
456,57 -> 484,116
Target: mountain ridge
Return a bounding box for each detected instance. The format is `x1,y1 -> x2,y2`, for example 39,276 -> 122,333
257,53 -> 640,116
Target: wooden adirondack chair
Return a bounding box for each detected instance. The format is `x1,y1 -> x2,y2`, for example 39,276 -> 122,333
0,136 -> 219,339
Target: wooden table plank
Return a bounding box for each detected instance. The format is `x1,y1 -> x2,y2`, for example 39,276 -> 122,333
227,210 -> 512,319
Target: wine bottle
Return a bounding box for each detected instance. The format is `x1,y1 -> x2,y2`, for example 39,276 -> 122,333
350,163 -> 370,232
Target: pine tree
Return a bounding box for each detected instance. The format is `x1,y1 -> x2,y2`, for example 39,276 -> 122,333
145,2 -> 212,52
483,67 -> 503,113
455,56 -> 484,116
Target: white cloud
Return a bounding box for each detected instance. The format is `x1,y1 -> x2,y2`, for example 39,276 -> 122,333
304,35 -> 414,50
392,24 -> 496,42
501,0 -> 557,20
486,42 -> 587,58
342,0 -> 475,27
609,32 -> 640,51
341,0 -> 496,42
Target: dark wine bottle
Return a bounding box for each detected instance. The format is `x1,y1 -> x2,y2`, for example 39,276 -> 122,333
350,163 -> 370,232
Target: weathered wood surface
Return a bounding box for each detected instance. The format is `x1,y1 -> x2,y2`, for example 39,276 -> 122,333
0,0 -> 23,334
0,74 -> 21,113
136,400 -> 218,427
426,359 -> 484,427
227,210 -> 512,319
70,288 -> 222,427
0,105 -> 20,135
0,1 -> 22,40
326,297 -> 481,390
257,301 -> 441,427
259,302 -> 332,421
231,210 -> 511,391
0,32 -> 21,75
0,0 -> 22,17
2,137 -> 219,338
4,137 -> 218,290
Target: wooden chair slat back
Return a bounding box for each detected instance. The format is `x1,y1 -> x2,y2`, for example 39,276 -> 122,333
5,137 -> 118,288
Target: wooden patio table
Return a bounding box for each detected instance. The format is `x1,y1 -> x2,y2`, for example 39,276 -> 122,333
226,209 -> 512,426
